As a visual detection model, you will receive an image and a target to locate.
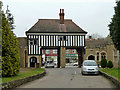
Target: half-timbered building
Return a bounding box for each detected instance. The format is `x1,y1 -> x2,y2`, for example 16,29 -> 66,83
26,9 -> 87,68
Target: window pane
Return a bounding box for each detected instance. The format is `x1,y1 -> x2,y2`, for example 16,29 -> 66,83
53,50 -> 57,54
46,49 -> 50,54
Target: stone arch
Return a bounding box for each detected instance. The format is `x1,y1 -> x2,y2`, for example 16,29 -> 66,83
30,57 -> 37,67
88,55 -> 95,60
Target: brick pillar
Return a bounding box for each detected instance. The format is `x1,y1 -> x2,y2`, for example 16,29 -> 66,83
39,48 -> 42,68
60,47 -> 66,68
57,48 -> 60,68
76,48 -> 83,68
39,55 -> 42,68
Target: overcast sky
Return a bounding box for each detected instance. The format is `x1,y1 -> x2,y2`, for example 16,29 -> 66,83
2,0 -> 116,37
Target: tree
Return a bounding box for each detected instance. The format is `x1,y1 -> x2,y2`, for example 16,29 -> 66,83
87,33 -> 103,39
2,12 -> 20,77
100,58 -> 107,68
0,1 -> 2,9
107,60 -> 113,68
0,1 -> 2,78
108,1 -> 120,51
0,1 -> 2,40
6,5 -> 15,30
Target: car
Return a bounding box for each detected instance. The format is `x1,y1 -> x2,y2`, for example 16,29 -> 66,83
73,62 -> 78,66
81,60 -> 99,75
45,60 -> 55,68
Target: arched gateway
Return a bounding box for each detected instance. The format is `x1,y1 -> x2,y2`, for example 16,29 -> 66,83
30,57 -> 37,67
88,55 -> 95,60
26,9 -> 87,68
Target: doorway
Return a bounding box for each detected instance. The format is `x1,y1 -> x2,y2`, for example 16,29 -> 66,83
88,55 -> 95,60
30,57 -> 37,67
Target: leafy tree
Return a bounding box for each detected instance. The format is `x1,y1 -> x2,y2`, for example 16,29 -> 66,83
107,60 -> 113,68
108,1 -> 120,51
0,1 -> 2,39
87,33 -> 103,39
0,1 -> 2,9
2,13 -> 20,77
0,1 -> 2,77
100,58 -> 107,68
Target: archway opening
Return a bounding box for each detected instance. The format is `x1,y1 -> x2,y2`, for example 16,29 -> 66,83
88,55 -> 95,60
30,57 -> 37,67
41,49 -> 58,68
66,49 -> 78,66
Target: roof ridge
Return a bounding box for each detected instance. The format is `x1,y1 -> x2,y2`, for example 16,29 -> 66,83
38,19 -> 72,21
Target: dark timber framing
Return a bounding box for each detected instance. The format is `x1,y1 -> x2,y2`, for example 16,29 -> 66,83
27,34 -> 85,55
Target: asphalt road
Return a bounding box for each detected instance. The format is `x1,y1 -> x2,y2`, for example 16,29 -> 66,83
18,66 -> 116,88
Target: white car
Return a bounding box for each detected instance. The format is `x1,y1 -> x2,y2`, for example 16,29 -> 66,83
45,60 -> 55,68
81,60 -> 99,75
73,62 -> 78,66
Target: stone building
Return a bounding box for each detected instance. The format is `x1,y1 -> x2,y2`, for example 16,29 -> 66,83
17,37 -> 27,67
84,36 -> 119,68
17,36 -> 119,68
17,37 -> 78,68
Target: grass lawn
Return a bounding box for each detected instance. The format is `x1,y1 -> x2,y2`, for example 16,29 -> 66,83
100,68 -> 120,81
2,68 -> 45,83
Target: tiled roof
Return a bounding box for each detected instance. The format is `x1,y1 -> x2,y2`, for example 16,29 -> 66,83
26,19 -> 87,33
86,36 -> 113,48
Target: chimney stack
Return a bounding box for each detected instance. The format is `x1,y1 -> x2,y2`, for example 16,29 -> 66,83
59,9 -> 65,24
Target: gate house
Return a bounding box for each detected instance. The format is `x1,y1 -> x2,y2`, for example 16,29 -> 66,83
26,9 -> 87,68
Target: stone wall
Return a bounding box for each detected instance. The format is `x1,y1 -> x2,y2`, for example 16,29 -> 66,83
17,37 -> 27,68
99,71 -> 120,88
2,71 -> 46,89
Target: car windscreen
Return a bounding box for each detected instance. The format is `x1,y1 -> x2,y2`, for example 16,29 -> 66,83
47,61 -> 53,64
83,62 -> 97,66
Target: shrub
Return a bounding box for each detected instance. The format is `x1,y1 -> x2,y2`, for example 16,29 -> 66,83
107,60 -> 113,68
100,58 -> 107,68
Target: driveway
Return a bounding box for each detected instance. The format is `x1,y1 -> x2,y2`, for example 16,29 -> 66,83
18,67 -> 116,88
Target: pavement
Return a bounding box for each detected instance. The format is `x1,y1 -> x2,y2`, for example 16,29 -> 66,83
17,66 -> 116,88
